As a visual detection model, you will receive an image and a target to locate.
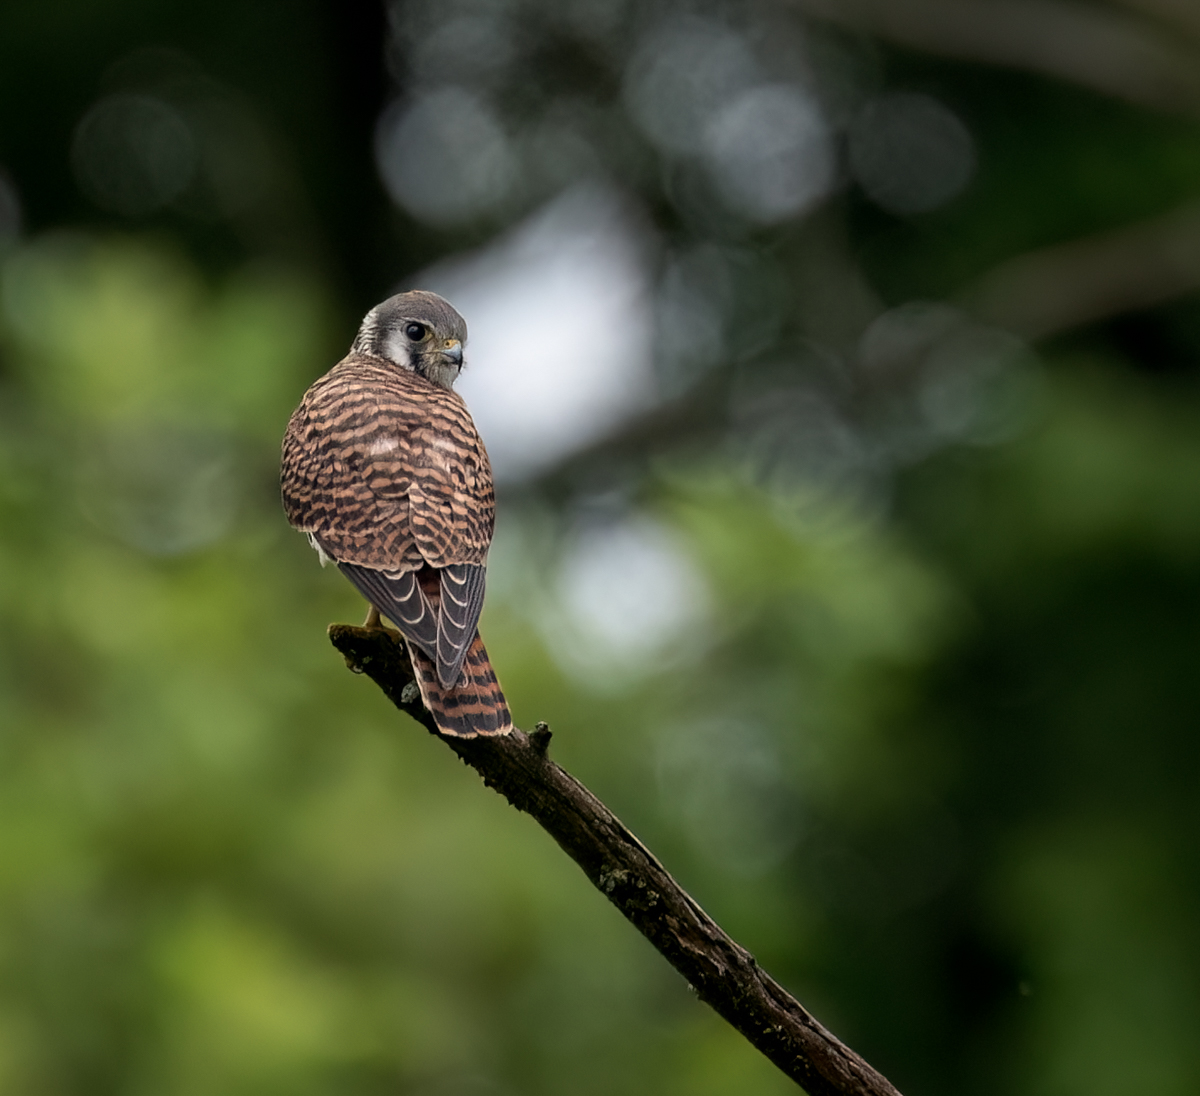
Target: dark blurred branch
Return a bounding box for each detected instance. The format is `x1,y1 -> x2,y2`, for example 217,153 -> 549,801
1111,0 -> 1200,47
328,623 -> 904,1096
794,0 -> 1200,117
530,369 -> 730,504
961,200 -> 1200,339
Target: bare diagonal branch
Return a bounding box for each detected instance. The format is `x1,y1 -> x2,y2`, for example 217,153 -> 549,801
328,623 -> 904,1096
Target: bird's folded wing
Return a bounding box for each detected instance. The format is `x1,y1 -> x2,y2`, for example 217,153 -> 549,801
436,563 -> 487,687
336,562 -> 438,661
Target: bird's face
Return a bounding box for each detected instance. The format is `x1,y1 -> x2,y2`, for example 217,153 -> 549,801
352,290 -> 468,389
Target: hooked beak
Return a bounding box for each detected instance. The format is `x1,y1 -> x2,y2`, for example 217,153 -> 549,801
441,339 -> 463,367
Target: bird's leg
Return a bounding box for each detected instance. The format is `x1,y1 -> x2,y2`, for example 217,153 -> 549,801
360,603 -> 401,640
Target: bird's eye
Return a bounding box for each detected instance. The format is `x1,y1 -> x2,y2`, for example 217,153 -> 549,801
404,322 -> 428,341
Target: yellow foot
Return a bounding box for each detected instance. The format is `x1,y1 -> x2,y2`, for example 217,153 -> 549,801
363,606 -> 382,629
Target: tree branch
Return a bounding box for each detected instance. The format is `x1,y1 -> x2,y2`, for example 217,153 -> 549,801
793,0 -> 1200,117
328,623 -> 904,1096
960,199 -> 1200,340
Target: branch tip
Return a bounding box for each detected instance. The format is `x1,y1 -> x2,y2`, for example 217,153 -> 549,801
530,721 -> 553,756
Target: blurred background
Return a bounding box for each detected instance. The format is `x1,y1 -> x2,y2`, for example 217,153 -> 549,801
2,0 -> 1200,1093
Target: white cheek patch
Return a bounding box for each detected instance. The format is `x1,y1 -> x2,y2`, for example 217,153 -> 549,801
382,331 -> 413,368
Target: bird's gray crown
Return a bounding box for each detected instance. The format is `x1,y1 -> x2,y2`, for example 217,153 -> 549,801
352,290 -> 468,388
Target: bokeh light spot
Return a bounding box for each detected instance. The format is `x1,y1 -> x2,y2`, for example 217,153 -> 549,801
548,514 -> 712,682
71,94 -> 197,217
848,91 -> 975,215
703,84 -> 835,224
376,87 -> 518,226
623,17 -> 760,155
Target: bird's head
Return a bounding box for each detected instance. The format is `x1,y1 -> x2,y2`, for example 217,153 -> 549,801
352,290 -> 468,389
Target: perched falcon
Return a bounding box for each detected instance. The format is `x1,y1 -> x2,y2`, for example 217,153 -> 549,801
281,290 -> 512,737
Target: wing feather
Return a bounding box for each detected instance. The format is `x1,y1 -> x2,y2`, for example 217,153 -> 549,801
436,563 -> 486,687
338,562 -> 438,660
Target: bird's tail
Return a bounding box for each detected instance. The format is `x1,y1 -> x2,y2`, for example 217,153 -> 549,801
407,633 -> 513,737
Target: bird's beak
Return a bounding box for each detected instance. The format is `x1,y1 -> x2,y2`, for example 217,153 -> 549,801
441,339 -> 463,367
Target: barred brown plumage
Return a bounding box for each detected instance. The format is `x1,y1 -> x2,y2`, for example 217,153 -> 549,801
281,290 -> 513,737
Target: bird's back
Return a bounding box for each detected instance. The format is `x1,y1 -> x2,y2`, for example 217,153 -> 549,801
281,354 -> 495,572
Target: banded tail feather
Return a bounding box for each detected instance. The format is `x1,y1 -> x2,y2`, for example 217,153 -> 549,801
407,633 -> 512,737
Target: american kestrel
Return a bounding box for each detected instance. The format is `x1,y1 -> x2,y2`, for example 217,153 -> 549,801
281,290 -> 512,737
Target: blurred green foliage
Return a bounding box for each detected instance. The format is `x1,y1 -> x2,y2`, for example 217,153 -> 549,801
0,238 -> 808,1096
4,2 -> 1200,1095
